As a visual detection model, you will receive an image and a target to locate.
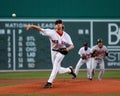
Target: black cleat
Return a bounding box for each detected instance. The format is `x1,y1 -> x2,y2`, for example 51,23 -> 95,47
69,66 -> 76,79
43,82 -> 52,88
88,78 -> 92,80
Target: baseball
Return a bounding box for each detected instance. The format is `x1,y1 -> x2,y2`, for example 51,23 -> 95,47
12,13 -> 16,17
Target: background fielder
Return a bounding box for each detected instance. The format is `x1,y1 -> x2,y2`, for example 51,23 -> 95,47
73,42 -> 92,80
26,20 -> 76,88
91,39 -> 108,80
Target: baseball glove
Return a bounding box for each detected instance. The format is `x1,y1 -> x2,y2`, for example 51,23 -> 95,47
52,48 -> 68,55
93,50 -> 99,60
81,54 -> 86,59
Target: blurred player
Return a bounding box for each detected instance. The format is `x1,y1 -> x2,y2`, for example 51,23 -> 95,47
91,39 -> 108,80
73,42 -> 92,80
26,20 -> 76,88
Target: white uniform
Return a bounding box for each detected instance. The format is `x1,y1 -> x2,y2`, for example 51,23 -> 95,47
74,47 -> 92,79
91,45 -> 108,80
41,29 -> 73,83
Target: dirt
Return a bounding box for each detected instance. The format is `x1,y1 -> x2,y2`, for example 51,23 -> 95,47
0,78 -> 119,95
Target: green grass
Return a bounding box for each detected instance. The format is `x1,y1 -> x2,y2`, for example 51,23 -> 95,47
0,70 -> 119,79
0,71 -> 49,79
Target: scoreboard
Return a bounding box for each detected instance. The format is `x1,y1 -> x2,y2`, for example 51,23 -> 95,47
0,19 -> 53,71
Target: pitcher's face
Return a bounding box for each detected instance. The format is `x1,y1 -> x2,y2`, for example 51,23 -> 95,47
55,24 -> 63,32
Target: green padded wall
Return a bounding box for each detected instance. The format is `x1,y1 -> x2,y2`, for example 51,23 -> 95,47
0,0 -> 120,18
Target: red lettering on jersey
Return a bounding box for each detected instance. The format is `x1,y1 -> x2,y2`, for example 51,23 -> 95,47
86,54 -> 91,59
99,50 -> 105,54
95,50 -> 105,55
52,40 -> 58,44
61,41 -> 66,45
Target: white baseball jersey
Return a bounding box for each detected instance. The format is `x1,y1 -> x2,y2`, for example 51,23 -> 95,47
78,47 -> 91,59
41,29 -> 73,50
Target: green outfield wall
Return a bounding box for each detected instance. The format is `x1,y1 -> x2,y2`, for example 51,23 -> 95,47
0,0 -> 120,18
0,19 -> 120,71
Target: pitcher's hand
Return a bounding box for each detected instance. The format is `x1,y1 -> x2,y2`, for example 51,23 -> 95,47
26,25 -> 31,30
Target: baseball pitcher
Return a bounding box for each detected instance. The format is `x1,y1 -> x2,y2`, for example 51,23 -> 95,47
26,20 -> 76,88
